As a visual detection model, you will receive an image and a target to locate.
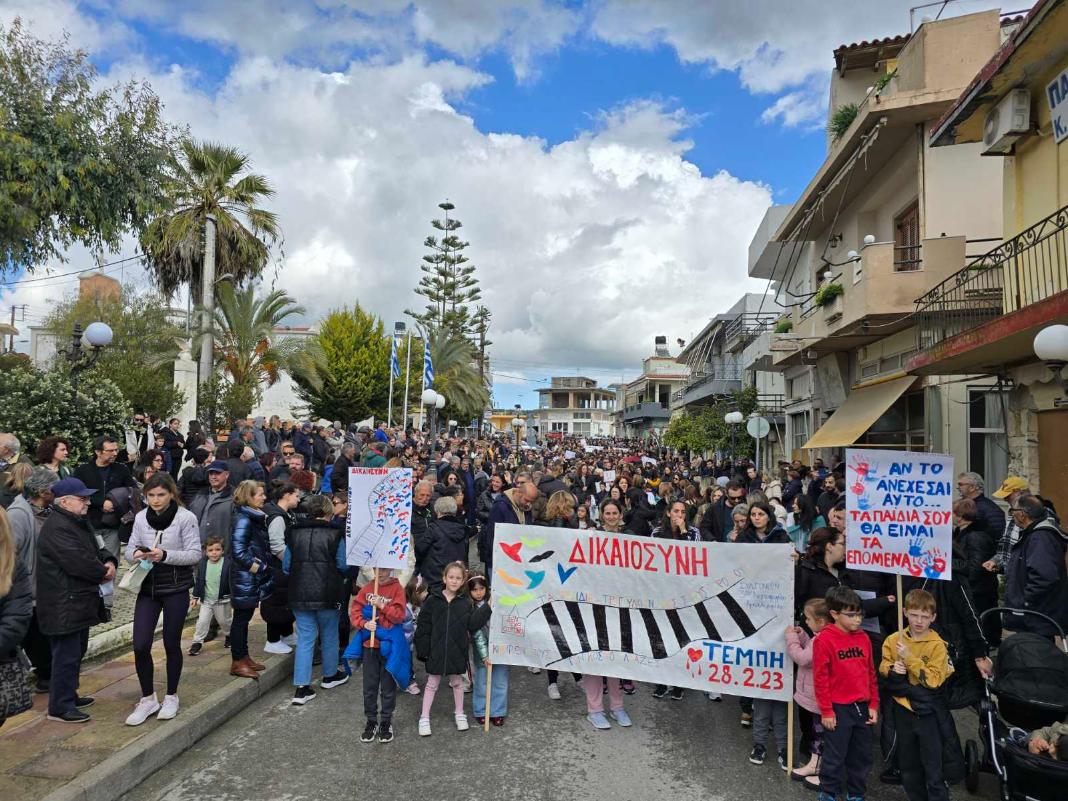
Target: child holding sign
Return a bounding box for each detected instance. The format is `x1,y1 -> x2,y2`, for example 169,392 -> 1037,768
352,566 -> 407,744
468,575 -> 509,726
813,586 -> 879,801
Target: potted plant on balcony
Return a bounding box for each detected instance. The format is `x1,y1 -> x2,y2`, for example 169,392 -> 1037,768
773,319 -> 793,334
814,281 -> 845,320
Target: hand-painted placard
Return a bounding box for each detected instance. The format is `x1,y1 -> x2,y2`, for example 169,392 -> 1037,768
844,448 -> 954,580
487,524 -> 794,701
346,467 -> 413,569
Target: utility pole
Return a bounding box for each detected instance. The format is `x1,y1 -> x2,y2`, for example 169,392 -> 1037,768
7,304 -> 27,352
198,214 -> 217,385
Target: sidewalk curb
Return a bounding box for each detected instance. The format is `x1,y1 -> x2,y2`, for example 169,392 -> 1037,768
86,609 -> 199,662
40,653 -> 294,801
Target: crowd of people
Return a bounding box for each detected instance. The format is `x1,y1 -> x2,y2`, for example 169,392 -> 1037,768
0,416 -> 1066,801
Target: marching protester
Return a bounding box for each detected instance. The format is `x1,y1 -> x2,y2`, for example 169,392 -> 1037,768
124,474 -> 201,725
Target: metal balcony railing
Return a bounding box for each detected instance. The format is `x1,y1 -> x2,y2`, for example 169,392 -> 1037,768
724,312 -> 780,351
915,205 -> 1068,350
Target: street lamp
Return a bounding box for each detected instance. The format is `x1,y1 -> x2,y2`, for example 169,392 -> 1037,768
1034,325 -> 1068,390
421,389 -> 446,455
67,321 -> 113,401
724,410 -> 744,467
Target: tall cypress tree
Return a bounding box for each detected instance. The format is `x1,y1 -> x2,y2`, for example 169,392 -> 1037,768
406,201 -> 482,337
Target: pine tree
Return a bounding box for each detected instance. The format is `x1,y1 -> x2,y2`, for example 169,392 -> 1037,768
472,305 -> 492,381
406,201 -> 482,337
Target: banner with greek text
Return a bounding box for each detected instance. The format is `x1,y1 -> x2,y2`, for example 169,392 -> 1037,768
845,449 -> 954,580
487,524 -> 794,701
345,467 -> 413,569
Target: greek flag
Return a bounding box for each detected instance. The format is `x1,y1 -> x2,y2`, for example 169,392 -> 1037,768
423,340 -> 434,389
390,334 -> 401,378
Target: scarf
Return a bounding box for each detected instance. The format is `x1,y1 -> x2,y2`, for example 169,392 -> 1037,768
146,500 -> 179,531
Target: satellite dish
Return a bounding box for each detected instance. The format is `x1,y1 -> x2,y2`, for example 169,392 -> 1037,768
746,416 -> 771,439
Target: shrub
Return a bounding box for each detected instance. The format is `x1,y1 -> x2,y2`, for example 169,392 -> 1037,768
827,103 -> 859,143
774,320 -> 793,334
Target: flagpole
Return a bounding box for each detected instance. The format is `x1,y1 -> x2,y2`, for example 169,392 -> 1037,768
402,331 -> 412,433
387,335 -> 396,428
420,336 -> 427,432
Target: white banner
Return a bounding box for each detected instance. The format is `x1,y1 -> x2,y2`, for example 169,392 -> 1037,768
487,524 -> 794,701
345,467 -> 413,569
845,449 -> 954,581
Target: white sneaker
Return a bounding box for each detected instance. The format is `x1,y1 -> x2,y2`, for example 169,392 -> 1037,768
455,713 -> 469,731
157,694 -> 179,720
418,717 -> 432,736
125,695 -> 161,726
281,633 -> 298,647
527,666 -> 542,675
263,640 -> 292,655
706,692 -> 722,702
547,682 -> 561,700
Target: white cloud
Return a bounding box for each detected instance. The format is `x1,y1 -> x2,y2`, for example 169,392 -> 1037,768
5,2 -> 774,388
591,0 -> 1015,127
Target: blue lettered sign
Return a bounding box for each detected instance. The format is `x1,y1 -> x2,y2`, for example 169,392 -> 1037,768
1047,66 -> 1068,145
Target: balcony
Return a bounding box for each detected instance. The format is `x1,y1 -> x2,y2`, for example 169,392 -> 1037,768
622,402 -> 672,422
908,205 -> 1068,375
771,236 -> 965,367
671,365 -> 744,408
725,312 -> 779,353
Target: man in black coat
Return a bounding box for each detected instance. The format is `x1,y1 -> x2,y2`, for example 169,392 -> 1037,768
36,478 -> 117,723
410,480 -> 434,577
1004,495 -> 1068,637
417,496 -> 469,589
331,443 -> 357,498
956,471 -> 1006,545
699,481 -> 746,542
72,435 -> 135,562
223,442 -> 252,488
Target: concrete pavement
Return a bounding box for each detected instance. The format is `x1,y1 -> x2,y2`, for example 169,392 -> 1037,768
118,667 -> 1003,801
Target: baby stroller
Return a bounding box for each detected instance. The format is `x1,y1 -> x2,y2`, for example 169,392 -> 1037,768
964,607 -> 1068,801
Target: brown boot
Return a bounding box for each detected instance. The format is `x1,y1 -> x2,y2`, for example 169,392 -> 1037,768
246,656 -> 266,671
230,659 -> 259,680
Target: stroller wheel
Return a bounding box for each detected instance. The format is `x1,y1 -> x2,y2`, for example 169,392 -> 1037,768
964,739 -> 980,793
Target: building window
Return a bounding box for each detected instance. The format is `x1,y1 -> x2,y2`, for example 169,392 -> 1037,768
857,390 -> 926,451
550,422 -> 569,433
573,412 -> 591,420
894,201 -> 921,272
573,422 -> 591,435
968,388 -> 1008,487
789,412 -> 809,453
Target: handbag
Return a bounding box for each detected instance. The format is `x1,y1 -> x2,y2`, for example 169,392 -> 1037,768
118,530 -> 162,594
0,656 -> 32,720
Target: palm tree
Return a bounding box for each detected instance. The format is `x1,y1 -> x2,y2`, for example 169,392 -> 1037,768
140,140 -> 280,298
199,282 -> 324,416
426,326 -> 489,421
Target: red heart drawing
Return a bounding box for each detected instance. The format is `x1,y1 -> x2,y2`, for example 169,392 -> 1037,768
687,647 -> 703,663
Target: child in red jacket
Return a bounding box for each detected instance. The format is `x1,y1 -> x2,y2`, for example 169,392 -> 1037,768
351,567 -> 406,744
812,586 -> 879,801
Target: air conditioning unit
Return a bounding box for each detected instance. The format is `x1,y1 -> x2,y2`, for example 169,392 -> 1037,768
982,88 -> 1031,155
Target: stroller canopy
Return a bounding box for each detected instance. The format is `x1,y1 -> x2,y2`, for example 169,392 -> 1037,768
992,632 -> 1068,712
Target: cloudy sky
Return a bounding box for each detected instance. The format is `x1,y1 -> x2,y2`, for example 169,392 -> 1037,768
0,0 -> 1013,408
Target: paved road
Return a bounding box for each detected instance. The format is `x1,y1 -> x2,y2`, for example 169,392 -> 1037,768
121,666 -> 1002,801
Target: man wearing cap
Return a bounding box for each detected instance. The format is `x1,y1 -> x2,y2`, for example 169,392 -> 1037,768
197,461 -> 235,550
983,477 -> 1031,574
73,436 -> 136,562
36,477 -> 117,723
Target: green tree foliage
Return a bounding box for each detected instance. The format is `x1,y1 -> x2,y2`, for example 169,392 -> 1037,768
406,201 -> 482,337
426,327 -> 490,423
663,387 -> 760,456
0,19 -> 177,272
294,304 -> 392,423
196,374 -> 256,439
44,285 -> 186,417
140,139 -> 280,298
199,282 -> 323,418
0,366 -> 127,463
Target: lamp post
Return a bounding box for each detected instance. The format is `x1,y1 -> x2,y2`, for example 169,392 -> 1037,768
422,389 -> 446,455
724,410 -> 744,467
1034,325 -> 1068,391
511,415 -> 523,443
67,321 -> 113,402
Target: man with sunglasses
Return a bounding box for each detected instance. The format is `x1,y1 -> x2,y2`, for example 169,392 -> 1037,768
699,480 -> 747,542
122,412 -> 151,465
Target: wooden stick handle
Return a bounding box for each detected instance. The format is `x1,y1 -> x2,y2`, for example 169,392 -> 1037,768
483,662 -> 493,732
369,575 -> 379,648
786,699 -> 795,780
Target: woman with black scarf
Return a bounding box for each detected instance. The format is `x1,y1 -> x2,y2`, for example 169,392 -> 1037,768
123,473 -> 202,726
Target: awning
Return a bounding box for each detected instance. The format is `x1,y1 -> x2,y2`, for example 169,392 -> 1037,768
802,373 -> 916,449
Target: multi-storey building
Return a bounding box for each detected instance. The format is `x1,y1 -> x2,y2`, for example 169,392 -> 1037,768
535,376 -> 617,437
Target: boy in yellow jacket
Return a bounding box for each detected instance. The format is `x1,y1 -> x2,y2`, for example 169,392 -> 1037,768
879,589 -> 954,801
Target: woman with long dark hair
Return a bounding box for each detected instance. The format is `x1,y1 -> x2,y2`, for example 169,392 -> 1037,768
36,437 -> 72,479
787,494 -> 826,554
124,474 -> 201,725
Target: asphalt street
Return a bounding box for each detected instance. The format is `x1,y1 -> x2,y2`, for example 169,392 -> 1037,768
119,664 -> 1003,801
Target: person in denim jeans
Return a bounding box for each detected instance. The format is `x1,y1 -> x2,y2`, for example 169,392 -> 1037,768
283,495 -> 350,705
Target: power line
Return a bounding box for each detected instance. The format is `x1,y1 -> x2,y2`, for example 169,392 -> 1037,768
0,254 -> 144,288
